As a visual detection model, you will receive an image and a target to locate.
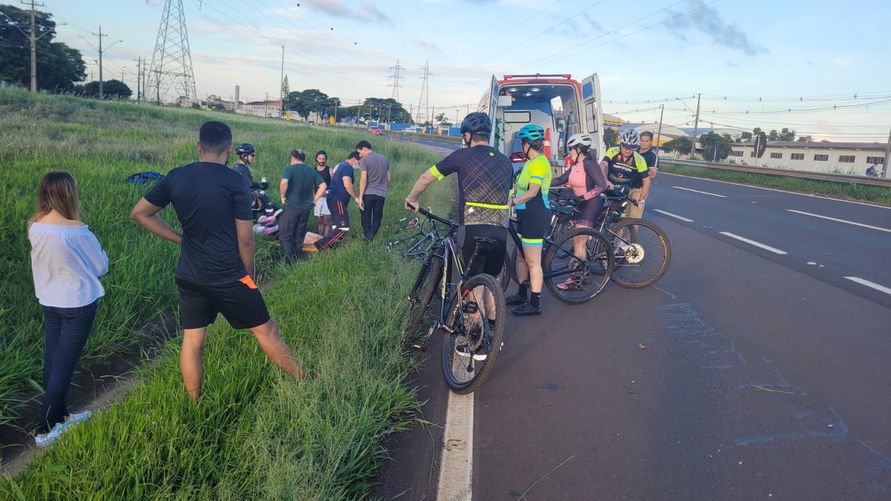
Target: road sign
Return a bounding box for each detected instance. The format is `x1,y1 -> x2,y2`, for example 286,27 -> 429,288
754,132 -> 768,158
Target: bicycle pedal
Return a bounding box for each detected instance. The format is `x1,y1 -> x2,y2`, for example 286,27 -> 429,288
462,302 -> 479,314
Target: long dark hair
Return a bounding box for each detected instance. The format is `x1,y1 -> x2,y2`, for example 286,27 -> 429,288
31,171 -> 80,222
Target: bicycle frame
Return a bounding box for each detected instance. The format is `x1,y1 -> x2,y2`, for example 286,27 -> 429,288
506,212 -> 591,282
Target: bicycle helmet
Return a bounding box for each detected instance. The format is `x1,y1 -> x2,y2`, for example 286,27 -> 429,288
235,143 -> 256,157
460,112 -> 492,135
517,124 -> 545,142
567,133 -> 593,151
620,129 -> 640,147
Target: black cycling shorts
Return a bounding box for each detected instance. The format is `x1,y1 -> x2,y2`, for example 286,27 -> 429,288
516,207 -> 550,245
458,224 -> 506,277
575,197 -> 605,227
176,275 -> 271,330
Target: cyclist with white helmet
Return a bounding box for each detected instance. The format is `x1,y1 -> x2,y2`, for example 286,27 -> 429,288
601,129 -> 650,205
505,124 -> 552,316
550,133 -> 608,291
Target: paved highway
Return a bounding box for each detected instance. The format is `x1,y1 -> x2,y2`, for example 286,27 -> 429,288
374,135 -> 891,500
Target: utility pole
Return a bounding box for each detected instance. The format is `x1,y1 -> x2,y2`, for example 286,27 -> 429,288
417,60 -> 431,124
388,59 -> 404,102
655,104 -> 664,151
23,0 -> 44,92
279,45 -> 285,117
690,93 -> 701,158
94,27 -> 108,99
883,128 -> 891,178
135,58 -> 141,101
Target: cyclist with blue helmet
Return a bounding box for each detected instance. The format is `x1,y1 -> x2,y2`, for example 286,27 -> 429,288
506,124 -> 552,316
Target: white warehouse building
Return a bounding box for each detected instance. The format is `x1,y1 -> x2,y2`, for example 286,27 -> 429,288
729,141 -> 887,176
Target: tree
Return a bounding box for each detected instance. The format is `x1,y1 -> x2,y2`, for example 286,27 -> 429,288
434,112 -> 448,124
778,127 -> 795,141
603,127 -> 618,146
77,79 -> 131,99
739,131 -> 753,142
662,137 -> 692,153
0,5 -> 86,92
699,132 -> 733,161
285,89 -> 331,119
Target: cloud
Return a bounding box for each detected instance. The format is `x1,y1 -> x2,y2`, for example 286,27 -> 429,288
664,0 -> 766,56
301,0 -> 393,25
412,38 -> 442,52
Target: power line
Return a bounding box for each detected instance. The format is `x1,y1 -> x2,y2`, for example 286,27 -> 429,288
146,0 -> 198,104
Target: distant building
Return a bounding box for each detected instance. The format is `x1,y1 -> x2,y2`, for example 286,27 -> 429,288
239,99 -> 282,118
729,141 -> 886,176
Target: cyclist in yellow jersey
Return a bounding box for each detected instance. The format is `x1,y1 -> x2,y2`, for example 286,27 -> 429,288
601,129 -> 650,205
506,124 -> 552,316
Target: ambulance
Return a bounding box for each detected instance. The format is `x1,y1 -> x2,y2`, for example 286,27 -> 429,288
477,73 -> 605,175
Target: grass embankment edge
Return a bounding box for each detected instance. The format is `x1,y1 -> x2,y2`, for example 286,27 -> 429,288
659,163 -> 891,205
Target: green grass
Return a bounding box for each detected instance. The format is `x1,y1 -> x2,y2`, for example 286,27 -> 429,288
659,163 -> 891,205
0,87 -> 452,497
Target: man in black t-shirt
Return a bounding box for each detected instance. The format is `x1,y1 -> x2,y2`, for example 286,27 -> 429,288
629,130 -> 659,218
130,121 -> 306,400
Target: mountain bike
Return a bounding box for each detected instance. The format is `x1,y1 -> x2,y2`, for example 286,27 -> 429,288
500,197 -> 614,304
594,186 -> 671,288
384,216 -> 440,259
400,208 -> 507,394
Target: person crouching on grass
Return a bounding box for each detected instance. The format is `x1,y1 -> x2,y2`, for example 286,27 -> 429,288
130,121 -> 306,401
29,171 -> 107,447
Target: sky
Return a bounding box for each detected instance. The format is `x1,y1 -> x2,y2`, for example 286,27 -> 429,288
30,0 -> 891,141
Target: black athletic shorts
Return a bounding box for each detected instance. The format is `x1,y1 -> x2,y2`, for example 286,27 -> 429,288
175,275 -> 270,330
457,224 -> 506,277
515,206 -> 550,245
575,197 -> 605,227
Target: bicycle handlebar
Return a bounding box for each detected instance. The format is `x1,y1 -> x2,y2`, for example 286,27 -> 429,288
417,207 -> 459,228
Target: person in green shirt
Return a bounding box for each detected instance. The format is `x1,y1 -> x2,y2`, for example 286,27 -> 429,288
507,124 -> 552,316
279,149 -> 327,263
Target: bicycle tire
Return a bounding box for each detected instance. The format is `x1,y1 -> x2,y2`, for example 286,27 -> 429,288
608,218 -> 671,289
499,242 -> 518,291
400,254 -> 443,343
543,227 -> 614,304
441,273 -> 506,394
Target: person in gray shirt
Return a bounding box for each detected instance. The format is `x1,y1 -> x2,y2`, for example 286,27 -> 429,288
356,140 -> 390,240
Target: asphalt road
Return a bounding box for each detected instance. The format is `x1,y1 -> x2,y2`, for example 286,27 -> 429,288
374,136 -> 891,500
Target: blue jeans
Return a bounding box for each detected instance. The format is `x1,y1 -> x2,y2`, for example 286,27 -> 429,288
37,301 -> 97,434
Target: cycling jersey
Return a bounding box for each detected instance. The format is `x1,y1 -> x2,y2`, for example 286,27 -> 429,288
602,147 -> 648,186
514,154 -> 552,210
429,145 -> 513,226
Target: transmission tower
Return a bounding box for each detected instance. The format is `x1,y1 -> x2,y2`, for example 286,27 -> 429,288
416,60 -> 431,124
146,0 -> 198,105
388,59 -> 404,103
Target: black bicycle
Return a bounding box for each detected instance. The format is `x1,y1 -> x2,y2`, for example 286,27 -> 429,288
500,197 -> 615,304
384,216 -> 440,259
400,208 -> 507,394
594,186 -> 671,288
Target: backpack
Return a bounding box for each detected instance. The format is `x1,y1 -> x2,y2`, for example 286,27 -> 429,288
126,171 -> 165,185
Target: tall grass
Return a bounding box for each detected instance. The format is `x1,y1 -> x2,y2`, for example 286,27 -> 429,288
659,163 -> 891,204
0,87 -> 446,434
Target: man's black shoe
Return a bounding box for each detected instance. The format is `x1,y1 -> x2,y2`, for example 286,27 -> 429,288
510,302 -> 541,316
505,293 -> 527,306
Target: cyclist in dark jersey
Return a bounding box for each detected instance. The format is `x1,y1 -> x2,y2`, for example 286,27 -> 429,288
405,112 -> 513,359
233,143 -> 256,185
601,129 -> 649,195
505,124 -> 552,316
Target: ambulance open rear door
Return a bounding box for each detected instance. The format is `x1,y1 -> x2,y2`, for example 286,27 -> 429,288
580,73 -> 605,159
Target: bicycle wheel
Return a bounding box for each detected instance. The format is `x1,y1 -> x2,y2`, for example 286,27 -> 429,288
543,227 -> 614,304
441,273 -> 506,394
400,254 -> 443,343
608,218 -> 671,289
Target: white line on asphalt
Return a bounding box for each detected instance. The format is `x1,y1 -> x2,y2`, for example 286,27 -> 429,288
437,391 -> 474,501
719,232 -> 788,255
662,172 -> 891,210
785,209 -> 891,234
672,185 -> 727,198
653,209 -> 694,222
844,276 -> 891,296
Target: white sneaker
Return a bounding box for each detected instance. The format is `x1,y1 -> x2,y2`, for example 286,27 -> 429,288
34,422 -> 68,448
65,410 -> 93,426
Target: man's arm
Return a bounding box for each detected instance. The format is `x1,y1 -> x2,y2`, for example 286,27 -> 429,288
235,219 -> 256,277
313,182 -> 328,204
130,198 -> 182,244
638,176 -> 652,202
387,170 -> 391,186
279,179 -> 288,204
404,170 -> 436,211
343,176 -> 358,200
599,160 -> 613,189
358,171 -> 367,210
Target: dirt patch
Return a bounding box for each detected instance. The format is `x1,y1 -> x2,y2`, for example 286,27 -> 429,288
0,313 -> 179,476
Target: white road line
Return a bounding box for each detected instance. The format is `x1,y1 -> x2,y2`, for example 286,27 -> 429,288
672,185 -> 727,198
785,209 -> 891,234
719,232 -> 788,255
662,172 -> 891,210
844,276 -> 891,296
653,209 -> 694,222
437,392 -> 474,501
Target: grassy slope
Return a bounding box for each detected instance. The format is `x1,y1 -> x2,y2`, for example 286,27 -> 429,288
0,89 -> 451,498
659,163 -> 891,205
